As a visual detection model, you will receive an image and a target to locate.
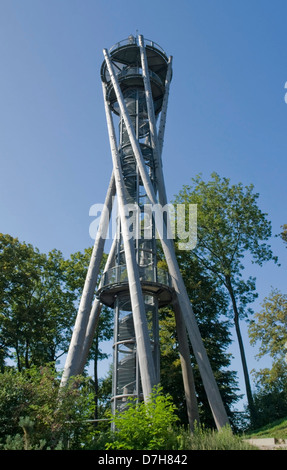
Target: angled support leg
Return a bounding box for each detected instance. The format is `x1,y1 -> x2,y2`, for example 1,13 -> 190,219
157,56 -> 173,159
78,235 -> 117,374
60,171 -> 115,387
103,47 -> 229,429
173,298 -> 200,431
139,36 -> 199,428
139,35 -> 166,203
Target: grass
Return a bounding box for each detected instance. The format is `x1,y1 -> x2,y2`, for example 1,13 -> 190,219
182,425 -> 257,450
177,418 -> 287,450
245,417 -> 287,441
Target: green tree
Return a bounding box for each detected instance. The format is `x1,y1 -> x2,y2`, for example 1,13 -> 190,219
0,234 -> 77,370
174,173 -> 277,425
0,233 -> 114,427
249,288 -> 287,365
0,234 -> 110,372
248,289 -> 287,425
159,253 -> 241,428
0,365 -> 95,449
87,308 -> 113,422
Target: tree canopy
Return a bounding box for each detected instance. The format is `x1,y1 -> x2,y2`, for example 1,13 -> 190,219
0,169 -> 282,436
159,250 -> 240,427
0,234 -> 75,370
248,289 -> 287,425
173,173 -> 277,425
0,233 -> 108,373
249,288 -> 287,380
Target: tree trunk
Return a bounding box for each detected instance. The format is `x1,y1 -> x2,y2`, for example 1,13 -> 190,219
94,334 -> 99,425
25,340 -> 30,369
225,276 -> 257,426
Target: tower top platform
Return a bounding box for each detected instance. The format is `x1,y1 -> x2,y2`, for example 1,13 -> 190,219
100,35 -> 171,116
101,35 -> 170,82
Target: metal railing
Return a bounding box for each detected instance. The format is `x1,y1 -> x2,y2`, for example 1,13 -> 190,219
99,264 -> 171,289
116,66 -> 163,87
109,36 -> 167,57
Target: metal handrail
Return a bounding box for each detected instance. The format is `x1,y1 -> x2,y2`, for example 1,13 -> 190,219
109,36 -> 167,57
100,264 -> 170,288
116,66 -> 163,87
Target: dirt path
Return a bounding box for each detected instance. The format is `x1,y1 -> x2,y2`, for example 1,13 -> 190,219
245,437 -> 287,450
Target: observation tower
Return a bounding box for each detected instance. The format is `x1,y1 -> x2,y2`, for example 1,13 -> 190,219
61,35 -> 229,430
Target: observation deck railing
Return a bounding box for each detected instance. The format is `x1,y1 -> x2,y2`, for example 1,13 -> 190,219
109,36 -> 167,57
116,66 -> 163,87
99,264 -> 171,289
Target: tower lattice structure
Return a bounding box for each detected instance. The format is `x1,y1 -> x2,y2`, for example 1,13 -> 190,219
61,35 -> 229,430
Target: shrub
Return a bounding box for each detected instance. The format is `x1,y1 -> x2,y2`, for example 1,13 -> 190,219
105,386 -> 256,451
106,386 -> 179,450
0,366 -> 95,450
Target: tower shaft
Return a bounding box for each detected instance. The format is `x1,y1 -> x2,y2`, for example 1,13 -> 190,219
99,35 -> 172,411
61,35 -> 229,430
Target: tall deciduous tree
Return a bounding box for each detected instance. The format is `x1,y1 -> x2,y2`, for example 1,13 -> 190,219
174,173 -> 277,425
159,252 -> 240,428
248,289 -> 287,424
0,234 -> 76,370
88,307 -> 113,422
0,234 -> 109,377
249,288 -> 287,375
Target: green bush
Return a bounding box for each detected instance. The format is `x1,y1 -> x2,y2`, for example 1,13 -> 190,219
106,386 -> 180,450
0,366 -> 95,450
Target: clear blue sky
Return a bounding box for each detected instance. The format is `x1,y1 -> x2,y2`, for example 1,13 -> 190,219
1,0 -> 287,410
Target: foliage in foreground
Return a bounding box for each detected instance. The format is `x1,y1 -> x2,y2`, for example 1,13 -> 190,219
105,386 -> 179,450
0,373 -> 258,450
0,366 -> 95,450
174,173 -> 277,426
101,386 -> 255,451
186,425 -> 256,450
